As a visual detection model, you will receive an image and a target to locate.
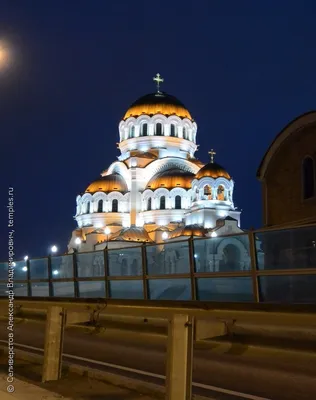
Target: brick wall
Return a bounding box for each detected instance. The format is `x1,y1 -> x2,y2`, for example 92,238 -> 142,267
264,124 -> 316,226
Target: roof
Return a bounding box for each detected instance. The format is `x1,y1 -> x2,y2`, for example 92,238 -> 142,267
123,92 -> 192,121
85,173 -> 128,194
257,110 -> 316,180
195,162 -> 231,180
110,226 -> 153,243
169,224 -> 207,239
146,168 -> 195,190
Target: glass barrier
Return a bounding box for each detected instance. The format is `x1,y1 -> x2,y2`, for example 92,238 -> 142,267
78,281 -> 106,297
53,282 -> 75,297
259,275 -> 316,303
146,241 -> 190,275
108,247 -> 142,276
77,251 -> 105,277
193,235 -> 251,273
148,278 -> 191,300
31,282 -> 49,296
11,260 -> 28,280
196,277 -> 253,302
256,226 -> 316,270
13,283 -> 28,297
51,255 -> 74,279
109,280 -> 143,299
30,258 -> 48,279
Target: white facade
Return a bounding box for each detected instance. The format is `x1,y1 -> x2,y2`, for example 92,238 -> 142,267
68,83 -> 244,253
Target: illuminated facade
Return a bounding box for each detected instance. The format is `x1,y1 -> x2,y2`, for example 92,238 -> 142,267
68,74 -> 244,253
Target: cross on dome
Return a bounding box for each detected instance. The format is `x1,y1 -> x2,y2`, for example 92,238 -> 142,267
208,149 -> 216,163
153,73 -> 164,92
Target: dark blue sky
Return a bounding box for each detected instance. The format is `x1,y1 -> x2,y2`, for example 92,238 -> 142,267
1,1 -> 316,261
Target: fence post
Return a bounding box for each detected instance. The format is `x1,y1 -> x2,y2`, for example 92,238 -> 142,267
104,248 -> 110,298
47,256 -> 54,297
141,244 -> 148,300
248,230 -> 260,302
73,251 -> 79,298
42,306 -> 66,382
26,258 -> 32,297
188,237 -> 197,301
166,314 -> 194,400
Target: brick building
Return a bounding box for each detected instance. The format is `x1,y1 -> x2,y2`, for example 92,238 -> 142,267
257,111 -> 316,227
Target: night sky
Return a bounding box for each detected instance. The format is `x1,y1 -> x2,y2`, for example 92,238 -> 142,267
1,1 -> 316,261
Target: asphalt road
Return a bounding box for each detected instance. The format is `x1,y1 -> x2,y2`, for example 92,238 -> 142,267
1,321 -> 316,400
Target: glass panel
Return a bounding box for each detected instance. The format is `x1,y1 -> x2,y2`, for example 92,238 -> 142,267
53,282 -> 75,297
0,262 -> 8,280
51,255 -> 74,279
79,281 -> 106,298
109,280 -> 143,299
77,251 -> 105,277
12,260 -> 28,280
14,284 -> 28,297
0,283 -> 8,296
148,278 -> 191,300
31,282 -> 49,297
193,236 -> 251,273
30,258 -> 48,279
108,247 -> 142,276
260,275 -> 316,304
146,242 -> 190,275
256,226 -> 316,270
196,277 -> 253,302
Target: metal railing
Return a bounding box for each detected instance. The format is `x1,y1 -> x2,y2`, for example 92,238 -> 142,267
2,224 -> 316,303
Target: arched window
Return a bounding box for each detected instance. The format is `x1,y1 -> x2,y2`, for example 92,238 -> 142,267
97,199 -> 103,213
204,185 -> 212,198
160,196 -> 166,210
302,156 -> 315,199
86,202 -> 90,213
175,195 -> 181,209
142,123 -> 148,136
156,123 -> 163,136
170,124 -> 176,137
112,199 -> 118,212
129,125 -> 135,138
147,197 -> 152,211
217,185 -> 225,201
183,127 -> 187,139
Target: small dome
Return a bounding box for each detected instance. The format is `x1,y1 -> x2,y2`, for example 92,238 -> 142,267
147,168 -> 195,190
85,173 -> 128,193
123,92 -> 192,121
110,226 -> 153,242
195,162 -> 231,180
169,224 -> 207,239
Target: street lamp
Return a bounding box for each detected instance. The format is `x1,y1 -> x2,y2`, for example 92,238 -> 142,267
50,245 -> 58,254
24,255 -> 28,261
162,232 -> 168,241
52,270 -> 59,276
104,227 -> 111,248
211,231 -> 217,238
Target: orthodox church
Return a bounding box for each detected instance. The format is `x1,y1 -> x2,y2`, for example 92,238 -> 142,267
68,74 -> 247,264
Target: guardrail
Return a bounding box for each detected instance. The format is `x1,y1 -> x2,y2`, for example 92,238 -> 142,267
2,224 -> 316,303
1,298 -> 316,400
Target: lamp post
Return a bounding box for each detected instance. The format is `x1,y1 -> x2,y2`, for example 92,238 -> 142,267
104,227 -> 111,248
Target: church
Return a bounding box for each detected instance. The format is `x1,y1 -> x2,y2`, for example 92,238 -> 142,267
67,74 -> 251,274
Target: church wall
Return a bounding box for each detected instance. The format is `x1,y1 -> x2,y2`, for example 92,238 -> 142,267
263,124 -> 316,226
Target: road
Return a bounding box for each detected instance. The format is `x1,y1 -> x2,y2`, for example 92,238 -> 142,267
1,320 -> 316,400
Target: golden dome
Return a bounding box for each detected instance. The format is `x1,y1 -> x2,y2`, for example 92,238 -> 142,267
195,162 -> 231,180
169,225 -> 207,239
147,169 -> 195,190
85,173 -> 127,193
123,92 -> 192,121
110,226 -> 153,242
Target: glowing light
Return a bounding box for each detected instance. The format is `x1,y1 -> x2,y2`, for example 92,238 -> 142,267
52,270 -> 59,276
162,232 -> 168,240
51,245 -> 58,253
194,254 -> 198,259
24,255 -> 29,261
22,266 -> 28,272
104,227 -> 111,235
95,222 -> 104,229
74,238 -> 82,245
211,231 -> 217,238
12,262 -> 16,267
0,41 -> 10,71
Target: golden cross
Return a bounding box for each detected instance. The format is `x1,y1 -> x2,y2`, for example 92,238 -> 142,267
208,149 -> 216,163
153,73 -> 164,92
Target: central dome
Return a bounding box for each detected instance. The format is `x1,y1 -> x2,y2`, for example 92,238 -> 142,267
123,92 -> 192,121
